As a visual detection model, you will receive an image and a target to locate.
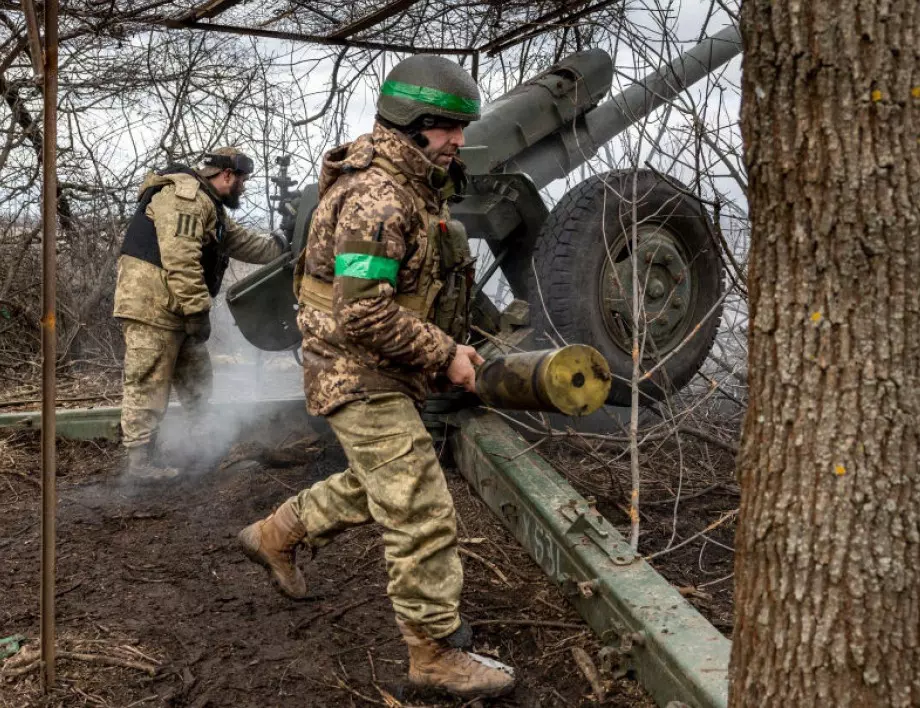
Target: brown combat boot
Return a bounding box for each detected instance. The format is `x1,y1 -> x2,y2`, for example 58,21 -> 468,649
125,445 -> 180,482
397,618 -> 516,698
238,498 -> 308,599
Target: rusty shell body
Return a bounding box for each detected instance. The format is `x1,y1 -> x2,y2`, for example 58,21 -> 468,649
476,345 -> 612,416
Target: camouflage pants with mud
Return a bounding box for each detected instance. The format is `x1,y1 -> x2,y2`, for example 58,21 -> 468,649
120,320 -> 211,448
290,392 -> 463,638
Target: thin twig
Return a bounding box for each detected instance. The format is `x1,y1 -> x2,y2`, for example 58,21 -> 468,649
470,619 -> 584,630
639,288 -> 731,383
469,325 -> 527,354
644,509 -> 738,562
327,674 -> 387,706
628,169 -> 642,552
698,572 -> 735,588
0,469 -> 40,488
531,256 -> 567,346
458,547 -> 511,587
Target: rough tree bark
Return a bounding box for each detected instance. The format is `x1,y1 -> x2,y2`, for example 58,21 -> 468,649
731,1 -> 920,706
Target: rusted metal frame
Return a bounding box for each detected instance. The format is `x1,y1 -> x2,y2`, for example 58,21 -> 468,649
146,16 -> 474,55
174,0 -> 247,22
20,0 -> 43,79
38,0 -> 59,690
480,0 -> 622,56
325,0 -> 421,40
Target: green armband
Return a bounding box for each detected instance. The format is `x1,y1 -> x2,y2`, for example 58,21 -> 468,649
334,253 -> 399,287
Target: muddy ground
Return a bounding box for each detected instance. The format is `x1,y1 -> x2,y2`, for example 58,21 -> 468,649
1,422 -> 669,708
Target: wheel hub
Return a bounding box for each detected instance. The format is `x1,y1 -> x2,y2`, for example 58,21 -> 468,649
602,230 -> 692,353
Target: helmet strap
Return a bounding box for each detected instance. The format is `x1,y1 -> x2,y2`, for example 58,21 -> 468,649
376,113 -> 428,147
409,130 -> 430,148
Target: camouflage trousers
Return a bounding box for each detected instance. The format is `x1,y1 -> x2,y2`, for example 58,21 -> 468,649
120,320 -> 211,448
291,393 -> 463,638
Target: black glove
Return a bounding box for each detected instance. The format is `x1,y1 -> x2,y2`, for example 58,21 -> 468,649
185,312 -> 211,342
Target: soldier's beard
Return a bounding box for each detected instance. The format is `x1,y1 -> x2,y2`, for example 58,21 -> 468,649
222,180 -> 245,209
423,146 -> 456,168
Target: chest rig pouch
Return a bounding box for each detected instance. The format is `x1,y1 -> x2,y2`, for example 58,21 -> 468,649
378,155 -> 475,342
430,218 -> 475,342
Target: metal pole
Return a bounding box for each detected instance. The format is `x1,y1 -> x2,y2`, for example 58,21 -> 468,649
40,0 -> 59,691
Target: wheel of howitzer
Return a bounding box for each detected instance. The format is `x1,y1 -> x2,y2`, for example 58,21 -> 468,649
527,169 -> 724,407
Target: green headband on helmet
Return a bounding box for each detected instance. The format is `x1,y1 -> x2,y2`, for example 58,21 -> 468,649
380,80 -> 480,117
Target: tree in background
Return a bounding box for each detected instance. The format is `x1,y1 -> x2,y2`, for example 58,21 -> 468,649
731,0 -> 919,704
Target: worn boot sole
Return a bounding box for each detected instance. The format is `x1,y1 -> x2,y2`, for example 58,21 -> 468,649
237,525 -> 308,600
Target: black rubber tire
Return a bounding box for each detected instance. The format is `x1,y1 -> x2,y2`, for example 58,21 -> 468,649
527,169 -> 723,406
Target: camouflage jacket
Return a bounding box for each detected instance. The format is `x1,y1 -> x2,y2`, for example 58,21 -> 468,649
113,171 -> 283,330
296,123 -> 459,416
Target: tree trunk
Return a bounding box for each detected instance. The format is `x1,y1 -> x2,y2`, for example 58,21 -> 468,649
731,1 -> 920,706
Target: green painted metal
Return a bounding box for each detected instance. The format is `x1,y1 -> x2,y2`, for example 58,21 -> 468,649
0,406 -> 123,440
0,399 -> 312,441
447,408 -> 730,708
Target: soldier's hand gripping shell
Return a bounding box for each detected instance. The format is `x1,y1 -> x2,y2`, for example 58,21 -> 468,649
184,312 -> 212,342
446,344 -> 484,393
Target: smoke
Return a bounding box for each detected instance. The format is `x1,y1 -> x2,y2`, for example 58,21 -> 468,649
164,365 -> 314,473
112,294 -> 327,493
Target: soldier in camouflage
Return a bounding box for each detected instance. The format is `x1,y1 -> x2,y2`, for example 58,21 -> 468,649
238,57 -> 516,698
114,147 -> 286,481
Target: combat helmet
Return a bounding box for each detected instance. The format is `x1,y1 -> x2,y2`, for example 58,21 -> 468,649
377,56 -> 481,126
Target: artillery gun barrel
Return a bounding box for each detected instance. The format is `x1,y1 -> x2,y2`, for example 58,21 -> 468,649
505,23 -> 743,190
463,49 -> 613,173
475,345 -> 612,417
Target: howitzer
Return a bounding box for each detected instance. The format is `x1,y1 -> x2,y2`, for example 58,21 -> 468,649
227,25 -> 742,407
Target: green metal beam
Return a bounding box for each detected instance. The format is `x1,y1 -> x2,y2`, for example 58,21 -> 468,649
0,399 -> 312,441
447,409 -> 730,708
0,406 -> 122,440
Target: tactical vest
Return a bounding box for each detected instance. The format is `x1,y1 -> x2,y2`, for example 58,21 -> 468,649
296,155 -> 475,343
120,167 -> 230,297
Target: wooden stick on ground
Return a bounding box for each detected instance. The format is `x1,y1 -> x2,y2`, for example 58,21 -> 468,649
458,546 -> 511,587
571,646 -> 606,701
1,649 -> 158,677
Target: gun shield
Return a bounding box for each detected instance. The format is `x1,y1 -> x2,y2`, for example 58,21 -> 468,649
476,345 -> 612,416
